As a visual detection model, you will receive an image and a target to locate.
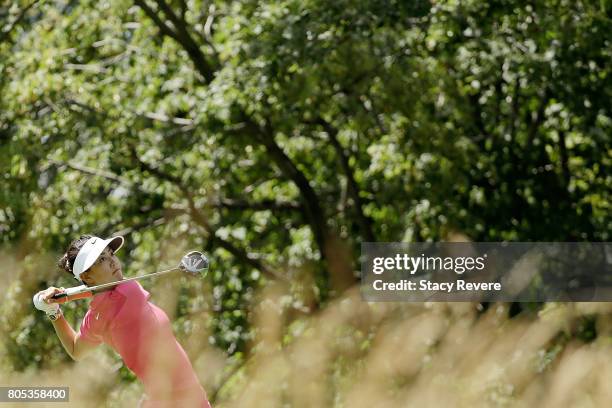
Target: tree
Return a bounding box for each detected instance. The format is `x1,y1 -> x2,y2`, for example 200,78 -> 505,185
0,0 -> 609,378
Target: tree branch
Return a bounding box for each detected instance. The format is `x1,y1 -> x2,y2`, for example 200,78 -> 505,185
558,130 -> 570,190
135,2 -> 355,288
131,149 -> 287,281
242,117 -> 330,261
133,0 -> 181,43
0,0 -> 39,45
135,0 -> 215,83
108,215 -> 169,237
62,96 -> 196,131
187,203 -> 286,282
317,118 -> 375,242
467,92 -> 488,150
508,76 -> 520,142
525,89 -> 549,152
213,198 -> 301,212
178,0 -> 187,20
45,159 -> 183,239
46,159 -> 127,185
153,0 -> 186,32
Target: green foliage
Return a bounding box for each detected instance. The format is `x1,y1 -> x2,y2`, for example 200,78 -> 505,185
575,314 -> 597,343
0,0 -> 609,390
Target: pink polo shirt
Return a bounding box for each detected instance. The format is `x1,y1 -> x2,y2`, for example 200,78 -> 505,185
79,281 -> 211,407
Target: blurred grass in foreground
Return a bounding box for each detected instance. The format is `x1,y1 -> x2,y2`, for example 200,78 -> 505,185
2,247 -> 611,407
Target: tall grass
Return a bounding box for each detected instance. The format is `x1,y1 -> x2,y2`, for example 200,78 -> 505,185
1,248 -> 611,407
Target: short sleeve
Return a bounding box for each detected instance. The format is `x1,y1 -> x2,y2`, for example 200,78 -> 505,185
79,309 -> 104,345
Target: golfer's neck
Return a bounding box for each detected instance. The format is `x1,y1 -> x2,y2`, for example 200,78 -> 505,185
90,280 -> 123,294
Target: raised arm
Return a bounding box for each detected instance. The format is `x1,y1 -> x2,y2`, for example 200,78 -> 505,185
33,287 -> 100,361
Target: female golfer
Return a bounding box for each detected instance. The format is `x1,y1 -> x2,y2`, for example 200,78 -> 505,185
32,234 -> 212,408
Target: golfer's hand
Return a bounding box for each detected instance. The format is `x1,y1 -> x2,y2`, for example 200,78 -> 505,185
32,287 -> 64,314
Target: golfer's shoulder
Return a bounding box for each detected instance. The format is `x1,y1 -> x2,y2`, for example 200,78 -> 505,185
89,282 -> 151,324
115,280 -> 151,300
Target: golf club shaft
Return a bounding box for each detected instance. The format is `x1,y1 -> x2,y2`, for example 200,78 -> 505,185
85,266 -> 182,292
51,266 -> 181,303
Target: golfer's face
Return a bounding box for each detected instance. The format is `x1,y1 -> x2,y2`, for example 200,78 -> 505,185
81,247 -> 123,286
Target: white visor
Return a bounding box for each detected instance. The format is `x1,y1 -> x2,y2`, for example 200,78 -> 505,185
72,235 -> 124,279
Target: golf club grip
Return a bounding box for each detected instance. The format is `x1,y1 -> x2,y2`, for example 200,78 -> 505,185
51,291 -> 93,304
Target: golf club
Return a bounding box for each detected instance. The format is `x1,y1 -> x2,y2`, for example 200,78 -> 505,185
50,251 -> 209,304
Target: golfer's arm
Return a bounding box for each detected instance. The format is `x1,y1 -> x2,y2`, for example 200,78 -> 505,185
51,315 -> 98,361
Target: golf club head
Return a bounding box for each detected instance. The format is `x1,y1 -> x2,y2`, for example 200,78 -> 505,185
180,251 -> 209,275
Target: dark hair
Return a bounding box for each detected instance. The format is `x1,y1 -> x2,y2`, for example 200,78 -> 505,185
57,234 -> 93,276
